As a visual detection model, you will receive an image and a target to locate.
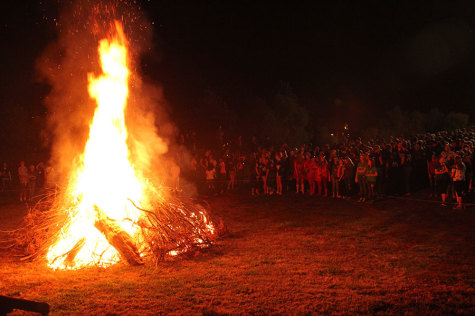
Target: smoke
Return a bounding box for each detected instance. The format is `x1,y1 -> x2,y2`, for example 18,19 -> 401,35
37,0 -> 180,188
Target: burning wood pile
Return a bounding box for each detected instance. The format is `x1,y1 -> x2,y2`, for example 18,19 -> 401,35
6,13 -> 224,270
10,187 -> 223,269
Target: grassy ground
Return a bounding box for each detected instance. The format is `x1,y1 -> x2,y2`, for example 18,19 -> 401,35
0,192 -> 474,315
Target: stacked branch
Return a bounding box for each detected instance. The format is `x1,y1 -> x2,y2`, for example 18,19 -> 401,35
3,187 -> 225,267
2,189 -> 70,261
133,190 -> 226,265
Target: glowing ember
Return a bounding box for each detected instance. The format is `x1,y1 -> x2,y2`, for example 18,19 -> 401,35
47,22 -> 148,269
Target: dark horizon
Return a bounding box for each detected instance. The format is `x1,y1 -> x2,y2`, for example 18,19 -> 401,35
1,1 -> 475,162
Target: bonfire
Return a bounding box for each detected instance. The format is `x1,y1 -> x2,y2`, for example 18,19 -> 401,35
9,20 -> 223,270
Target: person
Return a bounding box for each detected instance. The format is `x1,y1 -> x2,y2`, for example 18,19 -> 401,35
355,154 -> 368,202
267,159 -> 276,195
226,155 -> 237,191
205,164 -> 216,195
388,151 -> 402,195
451,155 -> 466,209
170,163 -> 180,193
190,154 -> 198,182
286,151 -> 295,193
275,153 -> 283,195
259,155 -> 269,195
249,153 -> 260,196
342,156 -> 354,198
401,152 -> 412,196
1,162 -> 12,192
44,165 -> 56,191
330,157 -> 340,198
36,162 -> 46,192
427,153 -> 437,197
27,165 -> 37,201
434,156 -> 450,206
217,158 -> 226,194
462,151 -> 472,193
18,161 -> 28,202
335,158 -> 345,198
304,153 -> 316,195
365,158 -> 378,201
372,146 -> 385,195
316,155 -> 330,197
293,153 -> 305,194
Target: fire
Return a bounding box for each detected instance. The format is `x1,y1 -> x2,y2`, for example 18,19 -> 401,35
43,19 -> 221,270
47,22 -> 147,269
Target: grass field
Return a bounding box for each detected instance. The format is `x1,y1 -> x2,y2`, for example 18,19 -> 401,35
0,193 -> 474,315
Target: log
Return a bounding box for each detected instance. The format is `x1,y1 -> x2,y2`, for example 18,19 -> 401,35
93,206 -> 143,266
0,295 -> 50,315
63,238 -> 86,267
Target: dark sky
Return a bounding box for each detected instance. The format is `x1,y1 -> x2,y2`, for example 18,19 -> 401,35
141,1 -> 475,116
1,0 -> 475,144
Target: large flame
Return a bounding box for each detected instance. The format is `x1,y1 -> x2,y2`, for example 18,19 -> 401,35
47,22 -> 147,269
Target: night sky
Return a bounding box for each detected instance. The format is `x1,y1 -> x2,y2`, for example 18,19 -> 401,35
1,1 -> 475,159
143,1 -> 475,118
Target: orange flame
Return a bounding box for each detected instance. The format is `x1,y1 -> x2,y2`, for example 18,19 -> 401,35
47,22 -> 147,269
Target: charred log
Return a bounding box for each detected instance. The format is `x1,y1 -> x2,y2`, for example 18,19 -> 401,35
93,206 -> 143,266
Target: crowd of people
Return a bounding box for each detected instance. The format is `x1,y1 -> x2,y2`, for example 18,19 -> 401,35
180,128 -> 474,209
0,161 -> 55,202
2,128 -> 474,209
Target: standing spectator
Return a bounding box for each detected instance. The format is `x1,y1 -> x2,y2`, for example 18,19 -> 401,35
27,164 -> 37,201
259,155 -> 270,195
355,154 -> 368,202
304,153 -> 316,195
330,157 -> 340,198
372,146 -> 385,195
205,164 -> 216,195
285,151 -> 294,193
44,165 -> 57,191
342,156 -> 354,198
170,163 -> 180,192
316,155 -> 330,197
434,156 -> 450,206
249,153 -> 260,196
209,154 -> 217,169
335,158 -> 345,198
462,151 -> 472,193
427,153 -> 437,197
294,153 -> 305,194
226,155 -> 236,191
190,154 -> 198,182
267,159 -> 276,195
401,152 -> 412,196
275,153 -> 283,195
366,158 -> 378,201
1,162 -> 12,192
388,151 -> 401,195
451,155 -> 466,209
217,158 -> 227,194
36,162 -> 45,191
412,142 -> 427,191
18,161 -> 28,202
